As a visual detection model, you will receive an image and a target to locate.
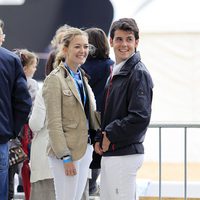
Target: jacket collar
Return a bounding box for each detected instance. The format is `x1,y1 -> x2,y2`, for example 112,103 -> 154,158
116,51 -> 141,76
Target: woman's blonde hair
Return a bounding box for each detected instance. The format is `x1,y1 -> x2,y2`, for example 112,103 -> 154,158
51,24 -> 71,49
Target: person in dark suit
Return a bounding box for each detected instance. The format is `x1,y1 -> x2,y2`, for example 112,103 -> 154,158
0,43 -> 32,199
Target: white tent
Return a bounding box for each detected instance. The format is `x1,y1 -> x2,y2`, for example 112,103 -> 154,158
110,0 -> 200,122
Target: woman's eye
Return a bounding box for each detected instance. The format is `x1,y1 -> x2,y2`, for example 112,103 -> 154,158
84,45 -> 89,49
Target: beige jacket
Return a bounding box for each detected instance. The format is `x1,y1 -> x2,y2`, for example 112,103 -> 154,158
42,63 -> 100,161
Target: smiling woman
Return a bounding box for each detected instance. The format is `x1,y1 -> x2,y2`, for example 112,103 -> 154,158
42,27 -> 100,200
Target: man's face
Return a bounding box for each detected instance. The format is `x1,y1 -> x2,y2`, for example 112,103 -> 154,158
110,29 -> 139,64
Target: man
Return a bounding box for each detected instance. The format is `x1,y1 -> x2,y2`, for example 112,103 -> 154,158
0,19 -> 32,199
95,18 -> 153,200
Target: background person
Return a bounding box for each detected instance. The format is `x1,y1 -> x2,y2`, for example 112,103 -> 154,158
29,88 -> 55,200
14,48 -> 39,200
45,24 -> 71,76
81,27 -> 114,196
0,41 -> 32,200
95,18 -> 153,200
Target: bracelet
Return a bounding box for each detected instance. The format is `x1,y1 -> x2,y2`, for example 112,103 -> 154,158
63,156 -> 72,163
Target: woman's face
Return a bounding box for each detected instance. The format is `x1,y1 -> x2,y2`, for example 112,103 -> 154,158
23,58 -> 37,78
65,35 -> 89,69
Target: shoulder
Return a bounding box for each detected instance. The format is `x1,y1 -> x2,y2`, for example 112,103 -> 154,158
105,58 -> 115,66
27,78 -> 39,89
0,47 -> 21,63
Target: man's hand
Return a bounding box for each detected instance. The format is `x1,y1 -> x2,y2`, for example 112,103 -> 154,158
102,131 -> 111,152
94,142 -> 103,155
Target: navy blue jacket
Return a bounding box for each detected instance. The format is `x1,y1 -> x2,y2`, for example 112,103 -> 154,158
81,58 -> 114,112
82,57 -> 114,168
0,47 -> 32,143
99,52 -> 153,156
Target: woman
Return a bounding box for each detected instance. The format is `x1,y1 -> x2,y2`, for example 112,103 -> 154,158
81,27 -> 114,196
8,49 -> 39,200
29,88 -> 55,200
42,27 -> 100,200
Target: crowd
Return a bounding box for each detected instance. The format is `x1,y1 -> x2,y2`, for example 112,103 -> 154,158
0,17 -> 153,200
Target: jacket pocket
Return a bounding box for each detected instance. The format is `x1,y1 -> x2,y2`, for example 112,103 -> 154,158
63,89 -> 73,96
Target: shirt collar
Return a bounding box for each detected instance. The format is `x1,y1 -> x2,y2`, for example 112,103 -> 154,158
112,53 -> 135,77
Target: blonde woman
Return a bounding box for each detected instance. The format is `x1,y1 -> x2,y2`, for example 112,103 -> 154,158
43,27 -> 100,200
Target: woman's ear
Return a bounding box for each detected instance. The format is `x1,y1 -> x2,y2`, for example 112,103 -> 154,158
63,46 -> 68,53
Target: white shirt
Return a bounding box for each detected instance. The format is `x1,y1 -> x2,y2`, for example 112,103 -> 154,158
112,53 -> 135,77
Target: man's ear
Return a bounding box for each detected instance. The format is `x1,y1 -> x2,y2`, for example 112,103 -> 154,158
135,39 -> 139,48
110,37 -> 113,47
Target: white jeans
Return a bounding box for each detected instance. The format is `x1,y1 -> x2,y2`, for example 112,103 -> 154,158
49,144 -> 93,200
100,154 -> 144,200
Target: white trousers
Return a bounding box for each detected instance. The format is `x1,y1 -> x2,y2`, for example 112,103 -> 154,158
49,144 -> 93,200
100,154 -> 144,200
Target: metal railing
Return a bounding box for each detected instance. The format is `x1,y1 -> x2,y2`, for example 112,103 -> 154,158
149,122 -> 200,200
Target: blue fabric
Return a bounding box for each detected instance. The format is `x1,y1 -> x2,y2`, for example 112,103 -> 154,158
64,63 -> 86,106
0,143 -> 9,200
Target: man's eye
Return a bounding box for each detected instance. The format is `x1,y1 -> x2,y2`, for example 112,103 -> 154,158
116,38 -> 122,42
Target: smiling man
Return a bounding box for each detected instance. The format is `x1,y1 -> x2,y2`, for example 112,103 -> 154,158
95,18 -> 154,200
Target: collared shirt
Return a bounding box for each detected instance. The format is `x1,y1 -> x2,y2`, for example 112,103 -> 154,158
64,63 -> 86,106
112,53 -> 135,77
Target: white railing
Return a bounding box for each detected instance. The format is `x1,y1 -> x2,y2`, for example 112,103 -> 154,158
149,122 -> 200,200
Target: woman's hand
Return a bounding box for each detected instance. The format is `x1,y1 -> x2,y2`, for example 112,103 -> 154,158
63,162 -> 77,176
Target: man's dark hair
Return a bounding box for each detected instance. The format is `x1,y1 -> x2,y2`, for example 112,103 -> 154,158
110,18 -> 139,40
0,19 -> 4,30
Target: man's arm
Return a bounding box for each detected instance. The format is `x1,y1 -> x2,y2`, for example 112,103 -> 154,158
12,57 -> 32,138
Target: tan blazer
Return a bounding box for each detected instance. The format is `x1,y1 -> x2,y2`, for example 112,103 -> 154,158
43,62 -> 100,161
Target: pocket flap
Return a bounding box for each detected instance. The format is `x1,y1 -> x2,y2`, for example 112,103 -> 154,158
63,89 -> 73,96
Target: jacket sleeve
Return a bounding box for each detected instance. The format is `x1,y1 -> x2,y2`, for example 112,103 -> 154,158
12,58 -> 32,138
105,68 -> 153,147
29,88 -> 46,133
42,74 -> 71,158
